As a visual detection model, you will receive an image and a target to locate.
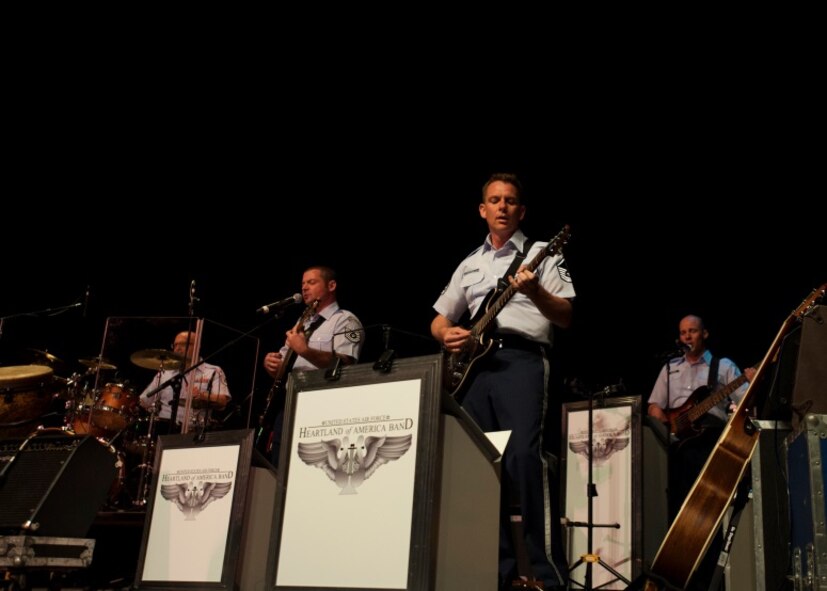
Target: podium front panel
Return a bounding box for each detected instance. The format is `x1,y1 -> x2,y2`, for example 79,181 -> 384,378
267,354 -> 446,591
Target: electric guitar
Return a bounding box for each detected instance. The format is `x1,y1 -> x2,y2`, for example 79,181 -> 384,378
443,225 -> 571,400
643,282 -> 826,591
256,299 -> 320,453
665,364 -> 758,443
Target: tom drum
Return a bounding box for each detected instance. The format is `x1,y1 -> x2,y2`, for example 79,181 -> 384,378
92,383 -> 138,432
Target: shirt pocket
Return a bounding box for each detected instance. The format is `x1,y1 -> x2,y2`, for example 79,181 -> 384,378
309,332 -> 333,353
460,270 -> 487,300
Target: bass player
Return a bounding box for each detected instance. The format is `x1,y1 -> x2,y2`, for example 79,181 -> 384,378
647,314 -> 756,591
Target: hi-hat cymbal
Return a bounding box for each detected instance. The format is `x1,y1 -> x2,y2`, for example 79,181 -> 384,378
130,349 -> 185,371
78,357 -> 118,371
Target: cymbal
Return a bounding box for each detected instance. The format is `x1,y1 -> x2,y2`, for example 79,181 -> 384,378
130,349 -> 185,371
78,357 -> 118,371
27,348 -> 67,371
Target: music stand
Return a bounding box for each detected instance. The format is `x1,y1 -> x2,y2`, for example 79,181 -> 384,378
567,384 -> 631,590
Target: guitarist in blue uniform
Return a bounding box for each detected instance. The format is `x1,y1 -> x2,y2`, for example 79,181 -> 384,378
261,266 -> 364,468
647,314 -> 755,591
431,173 -> 575,591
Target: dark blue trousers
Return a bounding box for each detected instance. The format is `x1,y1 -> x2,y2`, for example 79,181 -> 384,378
462,347 -> 567,589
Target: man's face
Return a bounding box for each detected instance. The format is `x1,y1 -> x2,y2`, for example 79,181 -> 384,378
479,180 -> 525,234
302,269 -> 332,305
173,332 -> 195,357
678,317 -> 708,354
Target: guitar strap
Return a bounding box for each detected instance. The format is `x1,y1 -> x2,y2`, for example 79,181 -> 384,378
706,355 -> 723,420
304,315 -> 326,336
497,238 -> 536,292
707,356 -> 720,389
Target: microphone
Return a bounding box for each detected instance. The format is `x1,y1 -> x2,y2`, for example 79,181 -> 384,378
83,285 -> 90,318
257,293 -> 302,314
654,340 -> 690,359
188,280 -> 199,316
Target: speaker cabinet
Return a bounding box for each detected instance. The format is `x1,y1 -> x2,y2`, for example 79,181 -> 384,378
726,421 -> 792,590
0,431 -> 119,537
792,305 -> 827,424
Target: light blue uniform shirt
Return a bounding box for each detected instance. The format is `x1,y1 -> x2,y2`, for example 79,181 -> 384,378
433,229 -> 575,345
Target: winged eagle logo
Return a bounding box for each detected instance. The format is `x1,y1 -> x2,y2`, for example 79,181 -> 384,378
568,415 -> 631,466
160,481 -> 233,520
297,434 -> 412,494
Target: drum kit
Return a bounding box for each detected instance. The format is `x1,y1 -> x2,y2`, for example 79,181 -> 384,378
0,348 -> 189,509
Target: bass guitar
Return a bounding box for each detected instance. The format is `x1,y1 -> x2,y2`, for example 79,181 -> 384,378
443,225 -> 571,400
666,364 -> 758,444
256,299 -> 320,454
644,282 -> 826,590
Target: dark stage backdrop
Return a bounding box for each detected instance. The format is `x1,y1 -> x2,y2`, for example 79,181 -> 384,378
2,120 -> 822,431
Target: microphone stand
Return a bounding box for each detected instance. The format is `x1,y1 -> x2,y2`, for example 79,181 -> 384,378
568,384 -> 631,590
0,301 -> 83,340
373,324 -> 396,373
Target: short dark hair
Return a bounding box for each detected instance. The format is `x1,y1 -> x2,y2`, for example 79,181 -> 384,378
481,172 -> 524,203
306,265 -> 336,283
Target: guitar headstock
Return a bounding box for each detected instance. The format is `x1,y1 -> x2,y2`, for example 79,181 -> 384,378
299,299 -> 321,324
793,283 -> 827,320
545,224 -> 572,256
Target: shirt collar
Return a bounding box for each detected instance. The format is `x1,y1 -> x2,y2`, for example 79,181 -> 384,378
483,229 -> 526,253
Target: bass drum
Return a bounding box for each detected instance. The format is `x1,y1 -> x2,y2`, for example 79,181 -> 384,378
71,405 -> 111,439
0,365 -> 55,437
121,416 -> 171,456
20,427 -> 126,508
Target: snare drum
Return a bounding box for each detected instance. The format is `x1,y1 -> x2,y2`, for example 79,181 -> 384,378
121,416 -> 172,456
92,383 -> 138,431
0,365 -> 55,437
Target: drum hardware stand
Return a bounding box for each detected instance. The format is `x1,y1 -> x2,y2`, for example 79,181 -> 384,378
133,393 -> 166,507
567,383 -> 631,590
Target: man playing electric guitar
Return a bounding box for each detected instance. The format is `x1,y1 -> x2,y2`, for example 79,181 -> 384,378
647,314 -> 755,591
431,173 -> 575,591
261,265 -> 364,468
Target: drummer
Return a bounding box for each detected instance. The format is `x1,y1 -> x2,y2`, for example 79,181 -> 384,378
138,331 -> 231,429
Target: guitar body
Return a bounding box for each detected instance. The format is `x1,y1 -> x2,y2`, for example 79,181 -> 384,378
644,283 -> 826,590
256,349 -> 297,454
665,385 -> 711,441
665,367 -> 753,446
444,290 -> 499,401
442,225 -> 571,400
256,300 -> 320,455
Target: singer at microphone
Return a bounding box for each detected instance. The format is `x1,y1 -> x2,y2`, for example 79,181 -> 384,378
256,293 -> 302,314
646,313 -> 755,591
259,266 -> 364,469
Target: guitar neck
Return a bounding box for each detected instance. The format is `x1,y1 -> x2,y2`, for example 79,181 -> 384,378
474,240 -> 556,336
686,371 -> 750,423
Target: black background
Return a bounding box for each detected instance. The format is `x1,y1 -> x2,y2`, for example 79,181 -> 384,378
2,89 -> 822,424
